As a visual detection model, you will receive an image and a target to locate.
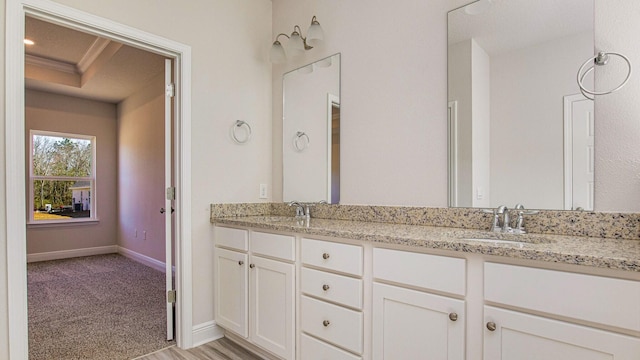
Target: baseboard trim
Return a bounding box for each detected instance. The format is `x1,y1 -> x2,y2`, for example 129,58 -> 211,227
27,245 -> 118,263
192,321 -> 224,348
117,246 -> 171,273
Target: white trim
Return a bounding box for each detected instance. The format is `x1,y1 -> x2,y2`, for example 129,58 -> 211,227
25,54 -> 78,74
6,1 -> 194,357
192,321 -> 224,348
26,245 -> 117,263
118,246 -> 174,274
77,38 -> 111,74
563,94 -> 589,211
327,93 -> 339,203
448,101 -> 459,207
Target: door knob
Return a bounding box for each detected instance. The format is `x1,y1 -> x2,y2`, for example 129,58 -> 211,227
322,253 -> 330,260
449,313 -> 458,321
322,320 -> 330,327
322,284 -> 330,291
486,322 -> 496,331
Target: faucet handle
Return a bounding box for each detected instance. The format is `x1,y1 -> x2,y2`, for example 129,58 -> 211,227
514,209 -> 539,234
481,208 -> 501,232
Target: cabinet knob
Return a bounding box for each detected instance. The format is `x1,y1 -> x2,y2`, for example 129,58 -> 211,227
486,322 -> 496,331
322,320 -> 331,327
322,253 -> 330,260
249,264 -> 255,269
238,261 -> 244,266
449,312 -> 458,322
322,284 -> 330,291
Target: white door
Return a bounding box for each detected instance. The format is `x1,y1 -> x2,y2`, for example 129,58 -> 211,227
372,282 -> 465,360
249,256 -> 295,360
484,306 -> 640,359
215,247 -> 249,337
564,95 -> 594,210
164,59 -> 175,340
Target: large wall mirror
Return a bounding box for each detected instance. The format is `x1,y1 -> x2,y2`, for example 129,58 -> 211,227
448,0 -> 595,210
283,53 -> 341,204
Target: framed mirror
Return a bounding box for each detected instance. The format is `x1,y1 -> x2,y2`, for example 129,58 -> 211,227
282,53 -> 341,204
447,0 -> 595,210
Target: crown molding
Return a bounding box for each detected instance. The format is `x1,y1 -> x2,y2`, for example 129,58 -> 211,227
77,37 -> 111,74
25,54 -> 77,74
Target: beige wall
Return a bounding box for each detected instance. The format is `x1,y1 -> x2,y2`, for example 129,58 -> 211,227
117,72 -> 166,263
0,0 -> 8,354
25,90 -> 118,254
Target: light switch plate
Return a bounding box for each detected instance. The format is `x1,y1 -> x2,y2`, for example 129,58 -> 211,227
259,184 -> 268,199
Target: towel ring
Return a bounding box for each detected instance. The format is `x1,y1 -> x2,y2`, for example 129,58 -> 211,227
231,120 -> 252,144
294,131 -> 310,151
577,51 -> 632,100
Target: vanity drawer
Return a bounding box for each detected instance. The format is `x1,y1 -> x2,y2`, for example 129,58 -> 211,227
301,333 -> 362,360
301,238 -> 363,276
485,262 -> 640,332
214,226 -> 248,251
301,295 -> 363,354
373,248 -> 466,296
301,267 -> 363,309
250,231 -> 295,261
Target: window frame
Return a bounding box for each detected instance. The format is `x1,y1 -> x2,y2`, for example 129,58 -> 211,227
28,130 -> 98,225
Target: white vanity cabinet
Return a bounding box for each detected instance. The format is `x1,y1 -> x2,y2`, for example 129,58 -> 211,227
299,238 -> 365,359
483,262 -> 640,359
214,226 -> 296,360
372,248 -> 466,360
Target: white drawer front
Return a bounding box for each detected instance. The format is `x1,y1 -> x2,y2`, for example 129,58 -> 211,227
301,296 -> 363,354
485,262 -> 640,332
301,267 -> 363,309
214,226 -> 248,251
373,248 -> 466,296
301,333 -> 362,360
301,238 -> 363,276
250,231 -> 295,261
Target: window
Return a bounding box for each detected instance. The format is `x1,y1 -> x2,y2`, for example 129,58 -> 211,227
29,131 -> 96,224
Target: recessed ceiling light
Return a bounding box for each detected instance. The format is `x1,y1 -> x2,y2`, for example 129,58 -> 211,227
24,39 -> 35,45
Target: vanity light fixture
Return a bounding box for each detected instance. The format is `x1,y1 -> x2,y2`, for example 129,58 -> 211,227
270,16 -> 324,64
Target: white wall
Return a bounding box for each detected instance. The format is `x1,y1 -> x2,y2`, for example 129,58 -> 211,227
272,0 -> 469,206
471,39 -> 491,208
448,40 -> 473,207
595,0 -> 640,212
117,72 -> 166,263
490,32 -> 592,209
25,90 -> 118,255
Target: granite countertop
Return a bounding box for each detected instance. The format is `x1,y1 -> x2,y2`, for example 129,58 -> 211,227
212,215 -> 640,273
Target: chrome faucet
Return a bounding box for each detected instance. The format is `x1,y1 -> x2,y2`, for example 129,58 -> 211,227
496,205 -> 512,232
512,204 -> 539,234
288,201 -> 305,218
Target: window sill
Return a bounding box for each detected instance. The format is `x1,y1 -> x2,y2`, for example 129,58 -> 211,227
27,218 -> 100,228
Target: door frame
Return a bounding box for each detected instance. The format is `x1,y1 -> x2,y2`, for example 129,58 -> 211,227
5,0 -> 193,358
563,93 -> 592,210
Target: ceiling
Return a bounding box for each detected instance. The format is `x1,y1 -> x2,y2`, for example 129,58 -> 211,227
25,17 -> 166,104
448,0 -> 593,56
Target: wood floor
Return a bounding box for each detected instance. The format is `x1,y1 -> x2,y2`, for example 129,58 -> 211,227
136,337 -> 263,360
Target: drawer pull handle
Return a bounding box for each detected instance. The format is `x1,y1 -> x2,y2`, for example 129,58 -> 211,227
238,261 -> 244,266
449,312 -> 458,322
322,320 -> 331,327
249,264 -> 255,269
322,284 -> 330,291
486,322 -> 496,331
322,253 -> 330,260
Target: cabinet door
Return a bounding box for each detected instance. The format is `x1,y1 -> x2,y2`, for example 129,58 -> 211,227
484,306 -> 640,360
372,283 -> 465,360
214,247 -> 248,337
249,256 -> 295,360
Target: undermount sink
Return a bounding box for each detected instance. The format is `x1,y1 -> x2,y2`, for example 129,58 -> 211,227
459,232 -> 556,245
463,238 -> 529,246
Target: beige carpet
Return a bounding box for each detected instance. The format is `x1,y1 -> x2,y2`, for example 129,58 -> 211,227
28,254 -> 175,360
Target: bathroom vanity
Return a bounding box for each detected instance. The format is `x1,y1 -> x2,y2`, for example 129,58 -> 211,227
212,213 -> 640,360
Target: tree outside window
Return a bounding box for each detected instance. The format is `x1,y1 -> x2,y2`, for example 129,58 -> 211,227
30,131 -> 96,223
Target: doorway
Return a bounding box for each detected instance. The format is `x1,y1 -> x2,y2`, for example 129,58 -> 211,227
6,1 -> 193,358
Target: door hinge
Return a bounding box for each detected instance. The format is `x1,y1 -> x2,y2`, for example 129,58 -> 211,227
166,187 -> 176,200
166,83 -> 175,98
167,290 -> 176,304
